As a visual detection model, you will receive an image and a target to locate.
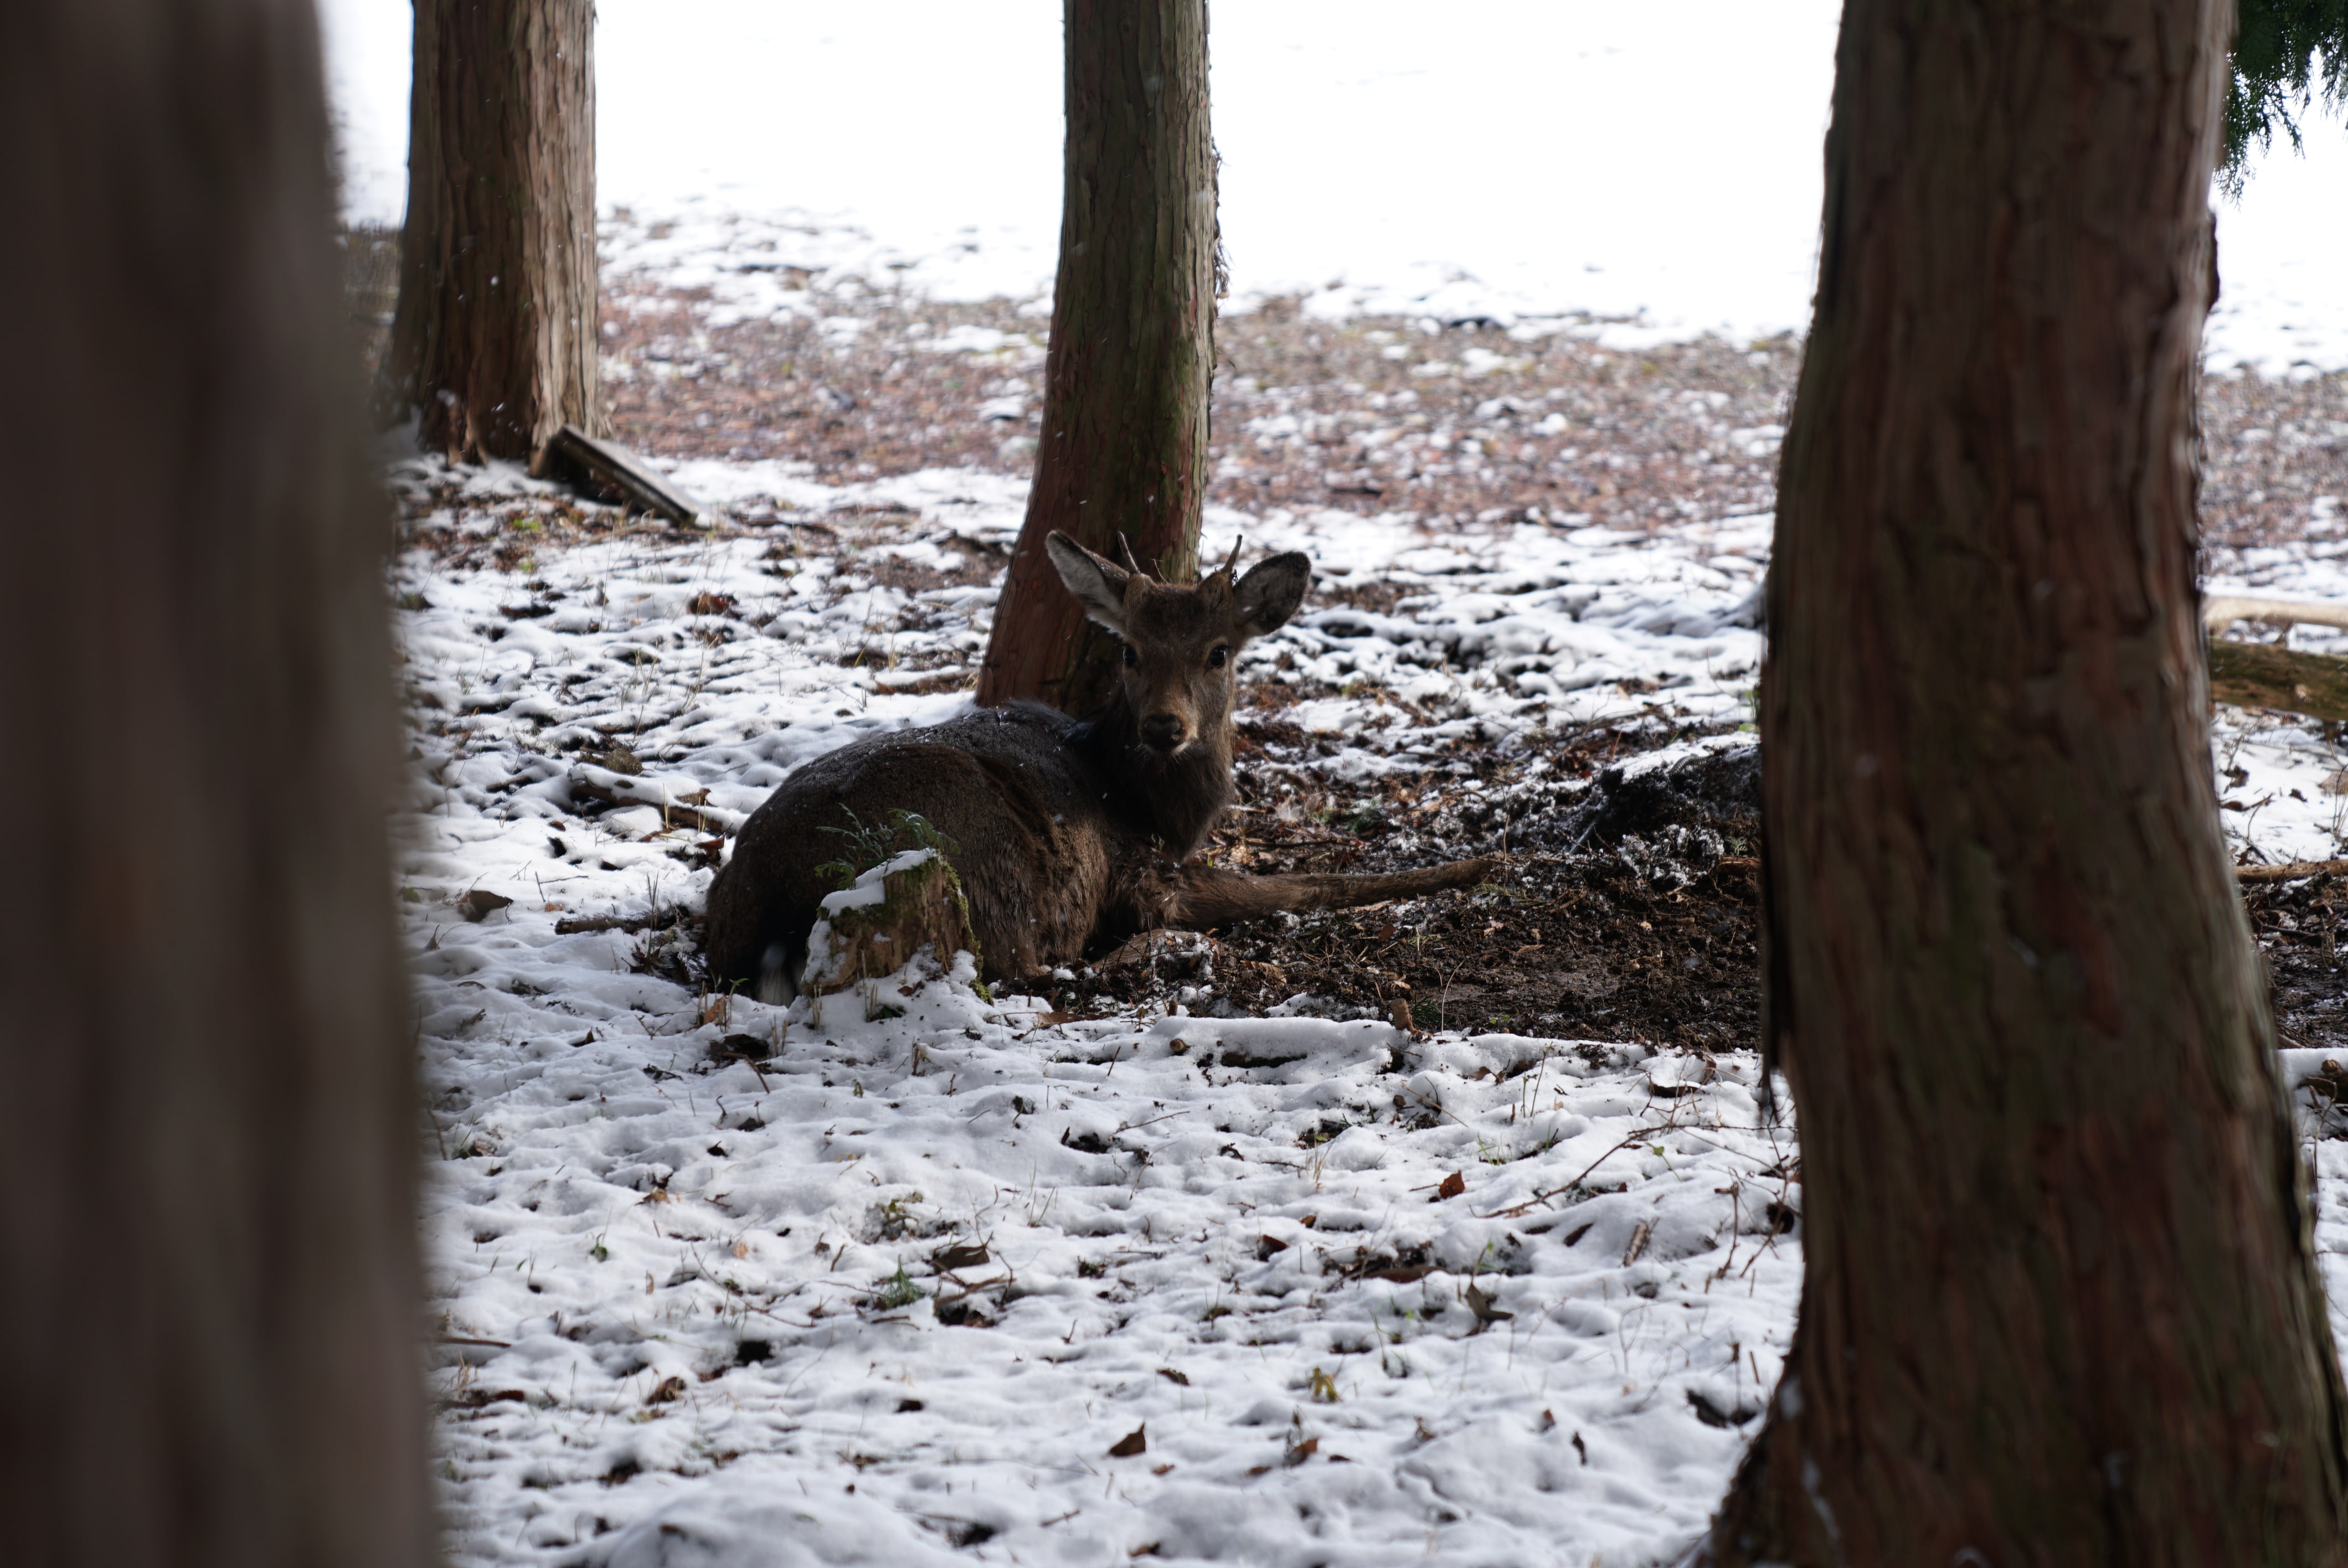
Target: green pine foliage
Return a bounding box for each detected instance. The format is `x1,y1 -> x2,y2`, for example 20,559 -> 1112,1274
2226,0 -> 2348,189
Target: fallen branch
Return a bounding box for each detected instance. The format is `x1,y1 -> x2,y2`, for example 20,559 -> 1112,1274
1480,1121 -> 1680,1220
708,1036 -> 772,1091
2206,638 -> 2348,724
554,911 -> 706,936
2205,594 -> 2348,632
569,765 -> 743,835
2237,858 -> 2348,884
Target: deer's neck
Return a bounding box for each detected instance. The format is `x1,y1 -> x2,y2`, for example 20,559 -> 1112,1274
1077,700 -> 1234,861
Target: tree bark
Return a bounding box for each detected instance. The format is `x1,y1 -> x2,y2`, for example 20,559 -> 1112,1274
380,0 -> 603,465
1701,0 -> 2348,1561
976,0 -> 1218,715
1,3 -> 431,1565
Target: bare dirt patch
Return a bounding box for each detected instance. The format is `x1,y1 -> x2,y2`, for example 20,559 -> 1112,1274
2247,873 -> 2348,1053
1049,724 -> 1763,1052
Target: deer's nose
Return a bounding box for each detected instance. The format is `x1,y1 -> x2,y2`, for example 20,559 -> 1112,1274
1140,712 -> 1187,752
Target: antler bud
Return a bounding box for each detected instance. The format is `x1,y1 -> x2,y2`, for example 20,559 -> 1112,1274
1114,534 -> 1151,579
1221,537 -> 1245,583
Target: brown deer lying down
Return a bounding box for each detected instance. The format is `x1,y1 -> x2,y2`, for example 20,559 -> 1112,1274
704,532 -> 1494,1000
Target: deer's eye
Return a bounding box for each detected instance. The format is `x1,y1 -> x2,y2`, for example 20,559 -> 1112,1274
1207,645 -> 1229,670
1121,644 -> 1139,669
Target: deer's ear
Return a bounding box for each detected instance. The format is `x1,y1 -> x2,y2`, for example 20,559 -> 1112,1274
1233,551 -> 1311,639
1046,531 -> 1131,634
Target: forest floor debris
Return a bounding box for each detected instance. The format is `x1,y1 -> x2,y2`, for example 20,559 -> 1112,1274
365,219 -> 2348,1566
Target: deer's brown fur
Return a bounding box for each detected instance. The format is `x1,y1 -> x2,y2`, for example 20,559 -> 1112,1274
704,532 -> 1492,998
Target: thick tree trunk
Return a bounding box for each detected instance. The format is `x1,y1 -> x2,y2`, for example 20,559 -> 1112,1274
1701,1 -> 2348,1561
380,0 -> 602,465
1,3 -> 430,1565
977,0 -> 1217,715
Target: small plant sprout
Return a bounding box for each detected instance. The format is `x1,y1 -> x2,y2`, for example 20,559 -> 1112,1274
873,1193 -> 926,1239
878,1266 -> 924,1311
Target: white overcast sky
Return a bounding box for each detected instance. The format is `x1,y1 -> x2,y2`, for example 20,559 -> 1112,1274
318,0 -> 2348,367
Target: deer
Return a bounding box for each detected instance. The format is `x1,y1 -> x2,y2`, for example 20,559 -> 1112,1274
703,532 -> 1494,1001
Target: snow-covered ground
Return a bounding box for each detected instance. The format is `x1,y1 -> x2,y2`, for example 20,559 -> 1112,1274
399,446 -> 2348,1565
2203,517 -> 2348,870
400,462 -> 1793,1565
319,0 -> 2348,368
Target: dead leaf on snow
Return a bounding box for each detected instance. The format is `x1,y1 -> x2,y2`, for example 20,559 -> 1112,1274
931,1240 -> 990,1271
1370,1262 -> 1435,1283
1465,1283 -> 1514,1330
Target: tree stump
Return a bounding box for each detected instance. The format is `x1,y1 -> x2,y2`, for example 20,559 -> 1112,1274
801,850 -> 980,999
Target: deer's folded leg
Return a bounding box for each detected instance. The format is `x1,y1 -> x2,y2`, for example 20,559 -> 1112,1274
1167,857 -> 1495,926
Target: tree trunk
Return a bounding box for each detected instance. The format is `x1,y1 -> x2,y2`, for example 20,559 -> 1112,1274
1,3 -> 430,1565
380,0 -> 602,466
1702,1 -> 2348,1561
976,0 -> 1218,715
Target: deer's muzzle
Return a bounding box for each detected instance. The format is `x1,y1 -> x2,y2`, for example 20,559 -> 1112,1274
1140,711 -> 1189,753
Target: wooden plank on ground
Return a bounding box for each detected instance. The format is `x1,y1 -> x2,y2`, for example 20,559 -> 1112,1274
547,424 -> 707,525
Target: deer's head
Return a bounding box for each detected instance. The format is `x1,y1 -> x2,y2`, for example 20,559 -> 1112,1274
1047,531 -> 1311,755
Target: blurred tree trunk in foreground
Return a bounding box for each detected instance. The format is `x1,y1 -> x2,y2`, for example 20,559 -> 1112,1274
1,3 -> 430,1565
1699,0 -> 2348,1561
979,0 -> 1219,714
380,0 -> 603,466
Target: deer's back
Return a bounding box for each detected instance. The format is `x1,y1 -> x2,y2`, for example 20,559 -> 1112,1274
704,704 -> 1127,987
